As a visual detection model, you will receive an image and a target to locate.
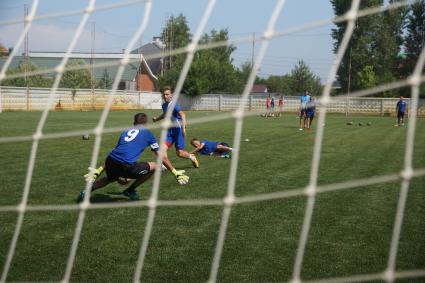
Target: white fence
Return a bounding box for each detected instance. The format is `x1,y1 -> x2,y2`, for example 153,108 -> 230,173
1,87 -> 424,116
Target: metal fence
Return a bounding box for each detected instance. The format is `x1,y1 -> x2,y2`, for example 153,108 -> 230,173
1,87 -> 424,116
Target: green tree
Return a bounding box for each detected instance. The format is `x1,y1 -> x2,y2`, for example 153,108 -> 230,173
290,60 -> 322,95
330,0 -> 396,92
373,0 -> 407,87
2,60 -> 53,87
160,14 -> 191,73
98,68 -> 112,89
265,75 -> 293,94
357,65 -> 377,89
60,59 -> 93,89
234,62 -> 254,93
403,0 -> 425,74
184,29 -> 238,96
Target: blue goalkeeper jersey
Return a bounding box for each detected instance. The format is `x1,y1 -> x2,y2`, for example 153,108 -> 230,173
108,126 -> 159,165
162,101 -> 183,128
199,140 -> 218,155
396,100 -> 407,113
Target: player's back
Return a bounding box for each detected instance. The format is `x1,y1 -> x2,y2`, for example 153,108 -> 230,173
109,127 -> 158,165
200,140 -> 219,155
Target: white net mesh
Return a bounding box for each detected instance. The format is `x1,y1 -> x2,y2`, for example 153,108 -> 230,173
0,0 -> 424,282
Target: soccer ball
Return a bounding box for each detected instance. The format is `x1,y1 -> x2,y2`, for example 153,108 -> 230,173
367,122 -> 372,126
82,134 -> 90,140
347,121 -> 353,125
117,177 -> 130,185
358,122 -> 363,126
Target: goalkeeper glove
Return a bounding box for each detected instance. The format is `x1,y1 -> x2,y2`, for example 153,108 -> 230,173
171,168 -> 189,185
84,166 -> 104,182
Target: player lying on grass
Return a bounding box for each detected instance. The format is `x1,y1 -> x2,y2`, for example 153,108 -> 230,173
78,112 -> 189,202
190,138 -> 233,158
152,86 -> 200,168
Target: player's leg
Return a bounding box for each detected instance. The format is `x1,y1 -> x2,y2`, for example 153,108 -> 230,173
173,128 -> 199,168
310,115 -> 315,128
299,110 -> 304,130
122,161 -> 156,200
77,157 -> 118,203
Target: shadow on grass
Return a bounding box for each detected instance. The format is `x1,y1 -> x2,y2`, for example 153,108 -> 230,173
89,192 -> 127,203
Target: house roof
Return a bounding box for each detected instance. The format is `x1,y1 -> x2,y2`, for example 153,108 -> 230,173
251,84 -> 268,93
131,41 -> 163,76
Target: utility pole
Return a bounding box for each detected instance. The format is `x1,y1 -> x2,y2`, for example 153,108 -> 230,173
24,4 -> 29,86
251,32 -> 255,68
346,45 -> 352,117
90,22 -> 95,108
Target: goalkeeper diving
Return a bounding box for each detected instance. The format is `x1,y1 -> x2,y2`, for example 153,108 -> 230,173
78,112 -> 189,202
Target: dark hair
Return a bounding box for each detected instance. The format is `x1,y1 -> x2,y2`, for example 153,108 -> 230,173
162,86 -> 173,94
190,138 -> 199,143
133,113 -> 148,125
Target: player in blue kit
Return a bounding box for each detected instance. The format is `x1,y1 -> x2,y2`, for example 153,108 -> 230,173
152,86 -> 200,168
299,90 -> 311,130
306,96 -> 316,130
78,113 -> 189,202
395,96 -> 407,127
190,138 -> 233,158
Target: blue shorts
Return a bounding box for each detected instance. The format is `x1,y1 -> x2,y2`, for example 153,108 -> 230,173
306,112 -> 315,118
165,127 -> 185,150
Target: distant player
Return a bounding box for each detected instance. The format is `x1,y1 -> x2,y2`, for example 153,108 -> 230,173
270,96 -> 275,116
306,96 -> 316,130
278,95 -> 284,116
79,113 -> 189,202
152,86 -> 200,168
299,90 -> 311,130
395,96 -> 407,127
190,138 -> 233,158
266,95 -> 271,115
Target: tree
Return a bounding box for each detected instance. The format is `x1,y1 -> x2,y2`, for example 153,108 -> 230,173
160,14 -> 191,72
98,68 -> 112,89
60,59 -> 93,89
331,0 -> 395,93
265,75 -> 293,94
373,0 -> 407,86
357,65 -> 378,89
290,60 -> 322,95
403,0 -> 425,74
2,60 -> 53,87
184,29 -> 238,96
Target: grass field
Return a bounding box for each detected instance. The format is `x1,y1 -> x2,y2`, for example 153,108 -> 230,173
0,110 -> 424,282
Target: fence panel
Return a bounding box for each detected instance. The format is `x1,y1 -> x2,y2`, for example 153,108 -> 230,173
1,87 -> 424,116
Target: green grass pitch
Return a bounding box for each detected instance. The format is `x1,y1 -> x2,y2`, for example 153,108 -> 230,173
0,110 -> 424,282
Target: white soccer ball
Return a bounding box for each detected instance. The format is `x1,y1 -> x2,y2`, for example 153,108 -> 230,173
244,138 -> 250,142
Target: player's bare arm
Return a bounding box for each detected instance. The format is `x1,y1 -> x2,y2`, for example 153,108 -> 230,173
152,113 -> 165,122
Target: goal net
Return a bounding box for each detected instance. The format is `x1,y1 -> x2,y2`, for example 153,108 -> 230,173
0,0 -> 424,282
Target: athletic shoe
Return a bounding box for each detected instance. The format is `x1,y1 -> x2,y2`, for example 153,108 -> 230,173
191,155 -> 200,168
77,191 -> 85,203
123,188 -> 140,201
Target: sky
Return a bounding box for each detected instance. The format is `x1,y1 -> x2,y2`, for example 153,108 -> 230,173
0,0 -> 337,81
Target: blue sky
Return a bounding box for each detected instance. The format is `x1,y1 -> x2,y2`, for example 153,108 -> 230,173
0,0 -> 336,81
